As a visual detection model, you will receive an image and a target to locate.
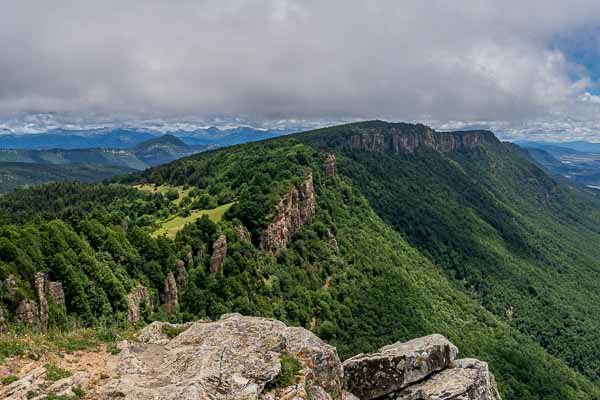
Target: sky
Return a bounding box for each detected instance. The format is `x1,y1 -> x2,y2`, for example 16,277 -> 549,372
3,1 -> 600,141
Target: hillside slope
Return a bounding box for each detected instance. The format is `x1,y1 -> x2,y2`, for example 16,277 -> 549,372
0,162 -> 135,193
1,122 -> 600,398
296,121 -> 600,383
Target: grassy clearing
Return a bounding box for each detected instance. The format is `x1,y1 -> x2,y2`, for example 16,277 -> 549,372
152,202 -> 234,238
133,183 -> 193,206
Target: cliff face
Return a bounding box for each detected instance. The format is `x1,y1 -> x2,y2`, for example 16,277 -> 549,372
260,173 -> 316,253
349,127 -> 493,154
210,234 -> 228,273
13,273 -> 67,331
301,121 -> 496,155
0,315 -> 501,400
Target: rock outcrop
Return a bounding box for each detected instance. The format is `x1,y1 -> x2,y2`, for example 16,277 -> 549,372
15,299 -> 38,327
0,306 -> 6,333
343,334 -> 458,400
2,278 -> 17,296
344,335 -> 500,400
210,234 -> 227,273
176,259 -> 189,292
127,283 -> 154,324
12,273 -> 68,330
48,281 -> 65,307
0,315 -> 500,400
162,272 -> 178,314
325,154 -> 337,177
235,224 -> 251,242
93,314 -> 344,400
35,272 -> 49,332
344,124 -> 494,154
260,173 -> 316,253
391,358 -> 501,400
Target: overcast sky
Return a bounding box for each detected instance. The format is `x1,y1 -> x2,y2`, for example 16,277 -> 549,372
3,1 -> 600,139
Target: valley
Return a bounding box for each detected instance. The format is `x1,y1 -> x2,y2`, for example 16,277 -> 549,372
3,122 -> 600,398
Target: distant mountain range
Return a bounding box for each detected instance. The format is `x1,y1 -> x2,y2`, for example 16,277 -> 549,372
0,134 -> 207,171
0,162 -> 135,193
0,126 -> 291,150
0,134 -> 216,192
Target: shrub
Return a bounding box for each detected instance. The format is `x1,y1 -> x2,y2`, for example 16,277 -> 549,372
266,354 -> 303,389
44,363 -> 72,382
1,375 -> 18,385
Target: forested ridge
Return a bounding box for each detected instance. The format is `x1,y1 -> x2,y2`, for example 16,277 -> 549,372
2,121 -> 600,398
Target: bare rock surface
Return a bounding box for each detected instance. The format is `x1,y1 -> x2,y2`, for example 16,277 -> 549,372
210,234 -> 228,273
15,299 -> 38,327
93,313 -> 343,400
347,125 -> 493,154
127,283 -> 154,324
48,281 -> 65,307
260,173 -> 316,253
324,154 -> 336,177
391,358 -> 501,400
162,271 -> 178,314
34,272 -> 49,332
0,316 -> 501,400
343,334 -> 459,400
176,259 -> 189,292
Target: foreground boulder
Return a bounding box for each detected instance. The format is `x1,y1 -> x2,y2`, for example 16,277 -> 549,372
391,358 -> 501,400
0,316 -> 500,400
343,334 -> 458,400
94,314 -> 344,399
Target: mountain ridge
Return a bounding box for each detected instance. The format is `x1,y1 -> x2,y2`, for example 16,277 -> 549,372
2,121 -> 600,398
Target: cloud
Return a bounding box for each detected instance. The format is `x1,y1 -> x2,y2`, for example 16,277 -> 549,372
2,0 -> 600,135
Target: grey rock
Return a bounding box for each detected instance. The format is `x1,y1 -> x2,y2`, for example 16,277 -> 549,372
162,272 -> 178,314
2,278 -> 17,296
348,125 -> 490,154
136,320 -> 194,345
35,272 -> 49,332
93,314 -> 342,400
48,281 -> 66,307
15,299 -> 38,328
343,334 -> 458,400
324,154 -> 337,177
176,259 -> 189,292
0,366 -> 47,400
260,173 -> 316,253
391,358 -> 501,400
235,224 -> 251,242
210,234 -> 228,273
127,283 -> 153,324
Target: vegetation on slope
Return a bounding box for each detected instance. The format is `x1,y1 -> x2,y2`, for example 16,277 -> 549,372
0,162 -> 134,193
2,123 -> 600,398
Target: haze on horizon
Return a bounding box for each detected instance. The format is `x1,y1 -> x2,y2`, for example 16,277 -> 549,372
3,1 -> 600,141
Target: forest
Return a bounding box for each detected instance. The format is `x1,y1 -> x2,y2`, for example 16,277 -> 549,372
3,122 -> 600,398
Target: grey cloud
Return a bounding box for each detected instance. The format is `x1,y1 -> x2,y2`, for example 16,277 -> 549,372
2,0 -> 600,125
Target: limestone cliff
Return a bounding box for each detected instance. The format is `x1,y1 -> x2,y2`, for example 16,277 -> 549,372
260,173 -> 316,253
0,315 -> 501,400
176,259 -> 189,292
127,283 -> 154,324
307,121 -> 497,154
162,272 -> 178,314
210,234 -> 228,273
13,273 -> 66,331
